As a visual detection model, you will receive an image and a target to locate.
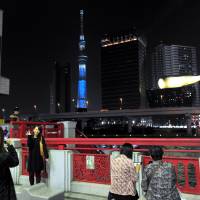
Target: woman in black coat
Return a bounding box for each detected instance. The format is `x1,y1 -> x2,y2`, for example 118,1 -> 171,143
27,126 -> 49,185
0,127 -> 19,200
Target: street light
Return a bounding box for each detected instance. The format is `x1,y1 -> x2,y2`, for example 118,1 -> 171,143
1,108 -> 6,120
119,97 -> 123,110
57,102 -> 61,113
72,98 -> 76,111
33,105 -> 37,111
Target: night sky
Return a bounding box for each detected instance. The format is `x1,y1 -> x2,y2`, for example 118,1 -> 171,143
0,0 -> 200,114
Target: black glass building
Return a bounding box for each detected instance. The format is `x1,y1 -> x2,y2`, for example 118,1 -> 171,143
50,62 -> 71,113
101,32 -> 146,110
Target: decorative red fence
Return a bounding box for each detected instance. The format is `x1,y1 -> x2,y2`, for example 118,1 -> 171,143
143,156 -> 200,195
10,121 -> 64,138
18,132 -> 200,195
73,153 -> 111,184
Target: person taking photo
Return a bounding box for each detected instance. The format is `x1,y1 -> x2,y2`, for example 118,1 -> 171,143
0,127 -> 19,200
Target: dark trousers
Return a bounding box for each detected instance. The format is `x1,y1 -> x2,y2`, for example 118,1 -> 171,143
29,171 -> 41,185
108,192 -> 139,200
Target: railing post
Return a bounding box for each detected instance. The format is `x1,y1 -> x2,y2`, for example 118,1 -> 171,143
20,122 -> 26,138
10,121 -> 13,138
43,125 -> 47,138
48,150 -> 73,192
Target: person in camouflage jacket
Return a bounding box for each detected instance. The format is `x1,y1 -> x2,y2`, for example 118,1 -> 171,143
142,146 -> 181,200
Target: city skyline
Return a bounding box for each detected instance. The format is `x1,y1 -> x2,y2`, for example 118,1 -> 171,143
0,0 -> 200,114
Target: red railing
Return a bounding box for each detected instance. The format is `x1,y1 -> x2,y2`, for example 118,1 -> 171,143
22,148 -> 29,176
73,153 -> 110,184
75,129 -> 100,153
20,137 -> 200,147
10,121 -> 64,138
19,137 -> 200,194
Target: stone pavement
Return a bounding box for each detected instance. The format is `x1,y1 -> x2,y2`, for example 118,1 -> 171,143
15,185 -> 200,200
15,183 -> 63,200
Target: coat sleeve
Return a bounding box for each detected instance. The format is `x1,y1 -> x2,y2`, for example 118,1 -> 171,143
27,135 -> 34,148
130,162 -> 138,182
171,165 -> 177,185
6,145 -> 19,168
141,167 -> 148,192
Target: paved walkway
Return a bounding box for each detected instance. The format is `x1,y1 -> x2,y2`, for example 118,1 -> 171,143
15,185 -> 200,200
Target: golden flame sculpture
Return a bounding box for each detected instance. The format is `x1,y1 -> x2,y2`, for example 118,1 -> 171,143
158,75 -> 200,89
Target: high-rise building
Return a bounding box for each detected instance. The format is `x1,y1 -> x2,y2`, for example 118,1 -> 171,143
152,44 -> 198,88
0,10 -> 10,95
50,62 -> 71,113
101,32 -> 147,110
151,43 -> 200,106
77,10 -> 87,112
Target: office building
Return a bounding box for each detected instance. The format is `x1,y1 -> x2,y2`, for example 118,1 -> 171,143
0,10 -> 10,95
50,62 -> 71,113
150,43 -> 199,107
101,31 -> 147,110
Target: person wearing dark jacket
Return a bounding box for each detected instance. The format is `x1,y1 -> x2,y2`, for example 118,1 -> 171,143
27,126 -> 49,185
0,127 -> 19,200
142,146 -> 181,200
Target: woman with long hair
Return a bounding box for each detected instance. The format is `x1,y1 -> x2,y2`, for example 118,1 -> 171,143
27,126 -> 49,185
0,127 -> 19,200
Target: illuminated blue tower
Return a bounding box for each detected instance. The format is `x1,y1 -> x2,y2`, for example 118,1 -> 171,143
77,10 -> 87,111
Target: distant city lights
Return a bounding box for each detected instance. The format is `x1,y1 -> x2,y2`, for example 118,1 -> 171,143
101,36 -> 137,47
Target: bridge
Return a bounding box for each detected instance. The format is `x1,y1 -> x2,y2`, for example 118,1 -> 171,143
37,107 -> 200,120
7,121 -> 200,200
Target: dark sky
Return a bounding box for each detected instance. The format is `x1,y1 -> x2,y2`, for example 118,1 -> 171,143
0,0 -> 200,114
